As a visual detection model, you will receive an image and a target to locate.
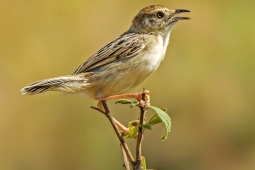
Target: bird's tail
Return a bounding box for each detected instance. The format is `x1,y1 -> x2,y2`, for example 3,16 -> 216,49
21,75 -> 89,95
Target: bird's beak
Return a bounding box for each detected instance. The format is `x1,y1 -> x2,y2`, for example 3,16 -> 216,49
170,9 -> 191,22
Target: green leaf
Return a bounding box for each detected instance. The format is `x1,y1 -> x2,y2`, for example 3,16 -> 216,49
115,99 -> 134,104
143,124 -> 152,130
141,156 -> 146,170
147,113 -> 162,126
124,120 -> 139,138
161,108 -> 167,112
148,106 -> 171,141
130,102 -> 139,108
115,99 -> 139,108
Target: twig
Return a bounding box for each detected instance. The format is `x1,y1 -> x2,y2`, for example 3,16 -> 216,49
120,144 -> 130,170
91,90 -> 149,170
90,106 -> 105,114
134,90 -> 147,170
91,101 -> 135,168
101,100 -> 135,166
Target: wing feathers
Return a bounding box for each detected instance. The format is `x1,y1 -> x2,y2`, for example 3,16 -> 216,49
74,33 -> 146,74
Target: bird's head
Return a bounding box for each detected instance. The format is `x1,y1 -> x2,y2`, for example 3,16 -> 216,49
130,5 -> 191,35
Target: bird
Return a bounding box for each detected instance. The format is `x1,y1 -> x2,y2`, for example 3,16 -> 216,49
21,5 -> 190,109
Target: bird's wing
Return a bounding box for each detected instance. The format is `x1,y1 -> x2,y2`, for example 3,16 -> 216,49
74,33 -> 146,74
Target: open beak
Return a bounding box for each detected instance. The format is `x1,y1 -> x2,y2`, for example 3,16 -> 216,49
170,9 -> 191,22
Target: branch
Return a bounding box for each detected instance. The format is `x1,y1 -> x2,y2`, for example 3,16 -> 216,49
134,90 -> 147,170
120,144 -> 130,170
91,101 -> 135,168
91,89 -> 150,170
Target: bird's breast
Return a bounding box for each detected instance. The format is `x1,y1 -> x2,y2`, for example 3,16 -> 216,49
138,35 -> 165,72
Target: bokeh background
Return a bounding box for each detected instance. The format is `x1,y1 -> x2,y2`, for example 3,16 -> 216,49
1,0 -> 255,169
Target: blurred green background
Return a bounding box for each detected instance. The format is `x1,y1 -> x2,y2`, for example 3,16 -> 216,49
1,0 -> 255,169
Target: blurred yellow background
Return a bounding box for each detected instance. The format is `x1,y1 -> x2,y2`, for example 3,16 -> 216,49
1,0 -> 255,169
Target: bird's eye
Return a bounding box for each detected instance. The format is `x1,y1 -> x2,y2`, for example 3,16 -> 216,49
157,12 -> 164,18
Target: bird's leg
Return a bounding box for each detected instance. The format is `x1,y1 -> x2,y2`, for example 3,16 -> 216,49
97,90 -> 150,107
112,117 -> 130,135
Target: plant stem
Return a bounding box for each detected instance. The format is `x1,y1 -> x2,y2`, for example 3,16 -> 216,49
120,144 -> 131,170
134,90 -> 147,170
101,100 -> 135,167
91,89 -> 149,170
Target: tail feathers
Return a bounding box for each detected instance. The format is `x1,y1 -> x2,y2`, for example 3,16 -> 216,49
21,83 -> 51,95
21,75 -> 89,95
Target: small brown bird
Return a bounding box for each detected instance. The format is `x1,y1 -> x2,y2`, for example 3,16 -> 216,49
21,5 -> 190,108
